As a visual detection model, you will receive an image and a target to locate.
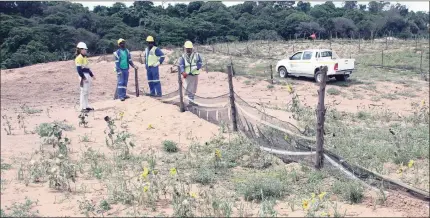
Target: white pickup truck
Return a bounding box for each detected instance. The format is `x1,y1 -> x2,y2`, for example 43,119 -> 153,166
275,49 -> 355,83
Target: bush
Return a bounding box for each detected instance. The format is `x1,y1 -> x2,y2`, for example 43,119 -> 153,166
192,167 -> 216,185
332,180 -> 364,204
238,176 -> 285,201
162,140 -> 178,153
327,87 -> 341,95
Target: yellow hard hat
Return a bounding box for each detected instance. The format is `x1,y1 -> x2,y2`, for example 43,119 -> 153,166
184,41 -> 193,49
117,38 -> 126,45
146,36 -> 154,42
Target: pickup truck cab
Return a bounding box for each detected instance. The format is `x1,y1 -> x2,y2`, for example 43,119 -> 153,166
275,49 -> 355,83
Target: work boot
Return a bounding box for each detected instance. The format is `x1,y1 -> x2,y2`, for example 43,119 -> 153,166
120,98 -> 125,101
85,107 -> 94,111
125,95 -> 130,99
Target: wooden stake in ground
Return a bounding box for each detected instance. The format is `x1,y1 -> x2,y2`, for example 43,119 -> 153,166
134,68 -> 140,97
315,66 -> 328,169
270,64 -> 274,84
382,50 -> 384,67
227,65 -> 238,132
177,65 -> 185,112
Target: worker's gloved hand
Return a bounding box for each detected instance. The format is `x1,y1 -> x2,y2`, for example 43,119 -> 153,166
181,72 -> 187,78
134,65 -> 139,70
191,66 -> 198,71
152,62 -> 160,67
117,71 -> 122,75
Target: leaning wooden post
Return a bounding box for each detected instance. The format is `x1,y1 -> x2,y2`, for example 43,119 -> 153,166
270,64 -> 274,84
315,66 -> 328,169
381,49 -> 384,67
177,65 -> 185,112
227,65 -> 238,132
134,68 -> 140,97
358,33 -> 361,52
385,35 -> 388,50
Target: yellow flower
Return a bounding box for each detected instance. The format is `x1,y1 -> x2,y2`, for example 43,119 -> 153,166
320,212 -> 328,217
302,199 -> 309,210
189,192 -> 197,198
141,167 -> 149,179
119,111 -> 124,118
215,149 -> 222,159
408,160 -> 414,168
170,167 -> 177,176
147,124 -> 154,130
143,185 -> 149,192
421,100 -> 426,106
287,84 -> 293,93
284,135 -> 288,141
311,193 -> 316,199
319,192 -> 327,201
397,167 -> 403,174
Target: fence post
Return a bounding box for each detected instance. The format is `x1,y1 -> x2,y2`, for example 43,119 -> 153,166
270,64 -> 274,84
385,35 -> 388,50
177,65 -> 185,112
358,33 -> 361,52
420,49 -> 423,72
134,68 -> 140,97
227,65 -> 238,132
315,66 -> 327,169
382,49 -> 384,67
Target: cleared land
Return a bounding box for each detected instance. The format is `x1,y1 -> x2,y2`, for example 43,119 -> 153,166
1,40 -> 429,217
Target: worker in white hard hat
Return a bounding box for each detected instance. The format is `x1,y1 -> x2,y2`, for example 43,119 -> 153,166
75,42 -> 95,111
144,35 -> 165,97
113,38 -> 138,101
179,40 -> 202,106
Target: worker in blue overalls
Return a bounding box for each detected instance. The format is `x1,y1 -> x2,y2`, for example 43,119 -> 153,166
114,38 -> 138,101
144,36 -> 165,97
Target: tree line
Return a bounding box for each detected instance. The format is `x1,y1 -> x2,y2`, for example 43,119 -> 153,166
1,1 -> 429,69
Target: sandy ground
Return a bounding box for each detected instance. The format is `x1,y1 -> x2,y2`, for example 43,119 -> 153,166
1,50 -> 429,217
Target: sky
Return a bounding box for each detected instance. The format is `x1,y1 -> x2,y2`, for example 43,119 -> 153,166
74,1 -> 429,12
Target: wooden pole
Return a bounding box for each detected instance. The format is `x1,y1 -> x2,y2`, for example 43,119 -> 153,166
420,49 -> 423,72
315,66 -> 327,169
178,66 -> 185,112
358,33 -> 361,52
227,65 -> 238,132
382,49 -> 384,67
134,68 -> 140,97
270,64 -> 274,84
385,35 -> 388,50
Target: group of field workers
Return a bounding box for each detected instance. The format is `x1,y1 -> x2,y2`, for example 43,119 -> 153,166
74,36 -> 202,111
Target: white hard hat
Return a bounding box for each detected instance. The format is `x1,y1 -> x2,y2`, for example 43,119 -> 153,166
77,42 -> 88,49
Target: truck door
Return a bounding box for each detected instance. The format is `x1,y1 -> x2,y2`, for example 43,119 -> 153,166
297,51 -> 314,75
288,52 -> 303,74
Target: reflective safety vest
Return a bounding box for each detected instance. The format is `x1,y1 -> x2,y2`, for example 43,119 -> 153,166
183,53 -> 200,75
146,46 -> 159,67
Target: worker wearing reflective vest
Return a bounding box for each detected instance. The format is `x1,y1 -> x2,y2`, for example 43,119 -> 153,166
179,41 -> 202,105
75,42 -> 95,111
114,38 -> 138,101
144,36 -> 165,97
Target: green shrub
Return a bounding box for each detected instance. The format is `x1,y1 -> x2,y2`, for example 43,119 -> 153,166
163,140 -> 178,153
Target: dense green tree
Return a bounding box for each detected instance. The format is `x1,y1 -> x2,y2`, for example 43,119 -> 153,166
0,1 -> 428,69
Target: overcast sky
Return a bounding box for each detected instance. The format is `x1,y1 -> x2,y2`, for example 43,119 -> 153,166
74,1 -> 429,12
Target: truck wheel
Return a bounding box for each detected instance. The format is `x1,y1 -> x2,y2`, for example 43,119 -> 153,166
314,70 -> 323,83
278,66 -> 288,78
335,75 -> 347,81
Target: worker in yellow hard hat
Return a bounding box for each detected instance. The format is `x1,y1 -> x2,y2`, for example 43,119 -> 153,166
143,35 -> 165,97
113,38 -> 138,101
179,40 -> 202,106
